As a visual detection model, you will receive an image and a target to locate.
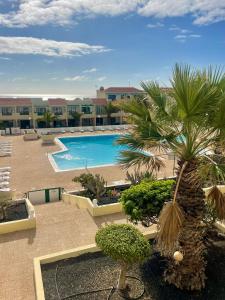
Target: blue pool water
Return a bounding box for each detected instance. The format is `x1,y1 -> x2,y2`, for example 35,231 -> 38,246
50,134 -> 128,171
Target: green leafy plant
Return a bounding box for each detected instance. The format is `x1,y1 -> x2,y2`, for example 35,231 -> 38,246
120,180 -> 175,226
73,173 -> 107,200
126,169 -> 156,185
0,197 -> 12,221
95,224 -> 151,292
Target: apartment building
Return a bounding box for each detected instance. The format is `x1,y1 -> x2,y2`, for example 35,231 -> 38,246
0,86 -> 144,129
96,86 -> 144,100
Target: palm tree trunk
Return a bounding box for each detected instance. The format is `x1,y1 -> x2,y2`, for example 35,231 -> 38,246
165,159 -> 206,290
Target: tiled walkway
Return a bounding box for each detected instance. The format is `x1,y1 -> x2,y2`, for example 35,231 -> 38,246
0,202 -> 154,300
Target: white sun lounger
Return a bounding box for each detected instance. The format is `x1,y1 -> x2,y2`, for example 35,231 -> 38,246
0,167 -> 11,171
0,176 -> 10,180
0,152 -> 12,157
0,187 -> 11,192
0,181 -> 9,186
0,171 -> 10,176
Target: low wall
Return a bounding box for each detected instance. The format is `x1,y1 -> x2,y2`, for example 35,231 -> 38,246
34,227 -> 157,300
62,193 -> 123,217
0,198 -> 36,235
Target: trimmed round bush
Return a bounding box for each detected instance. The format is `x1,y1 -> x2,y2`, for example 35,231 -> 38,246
120,180 -> 175,226
95,224 -> 151,290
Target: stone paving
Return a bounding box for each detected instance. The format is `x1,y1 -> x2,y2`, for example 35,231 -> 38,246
0,201 -> 156,300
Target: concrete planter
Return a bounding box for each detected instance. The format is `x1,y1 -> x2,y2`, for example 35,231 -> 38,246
33,228 -> 157,300
63,192 -> 123,217
0,198 -> 36,234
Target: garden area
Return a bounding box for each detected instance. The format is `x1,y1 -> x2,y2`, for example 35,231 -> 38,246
0,198 -> 28,223
38,65 -> 225,300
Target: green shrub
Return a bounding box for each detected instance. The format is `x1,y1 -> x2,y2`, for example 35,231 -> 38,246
95,224 -> 150,291
120,179 -> 175,226
73,173 -> 106,200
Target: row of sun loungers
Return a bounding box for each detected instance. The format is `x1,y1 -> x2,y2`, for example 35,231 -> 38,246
37,125 -> 130,135
0,166 -> 11,191
0,141 -> 12,157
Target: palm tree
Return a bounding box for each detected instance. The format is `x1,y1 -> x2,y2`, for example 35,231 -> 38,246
104,102 -> 119,125
37,111 -> 57,128
117,64 -> 225,290
70,111 -> 82,127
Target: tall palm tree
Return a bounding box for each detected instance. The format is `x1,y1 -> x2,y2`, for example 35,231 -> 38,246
104,102 -> 119,125
37,111 -> 57,128
117,64 -> 225,290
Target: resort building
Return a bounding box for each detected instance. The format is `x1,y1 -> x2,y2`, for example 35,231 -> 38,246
0,86 -> 144,129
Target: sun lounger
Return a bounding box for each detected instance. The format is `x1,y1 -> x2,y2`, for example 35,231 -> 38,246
0,181 -> 9,186
0,152 -> 11,157
0,167 -> 11,171
0,171 -> 10,176
0,188 -> 11,192
0,175 -> 10,180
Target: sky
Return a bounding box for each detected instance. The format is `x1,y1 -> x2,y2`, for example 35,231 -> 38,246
0,0 -> 224,97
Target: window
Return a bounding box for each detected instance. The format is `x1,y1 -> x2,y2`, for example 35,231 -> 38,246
35,107 -> 47,115
96,105 -> 106,114
81,105 -> 93,114
51,107 -> 63,115
1,107 -> 13,115
68,105 -> 80,115
108,94 -> 116,101
16,106 -> 30,115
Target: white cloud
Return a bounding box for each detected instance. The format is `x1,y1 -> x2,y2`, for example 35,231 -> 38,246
147,22 -> 164,28
97,76 -> 107,82
189,34 -> 201,38
174,33 -> 201,43
64,75 -> 87,81
169,25 -> 191,34
138,1 -> 225,25
0,1 -> 224,27
0,36 -> 110,57
83,68 -> 97,73
0,56 -> 11,60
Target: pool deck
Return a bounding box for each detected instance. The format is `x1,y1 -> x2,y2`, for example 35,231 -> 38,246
0,201 -> 157,300
0,131 -> 175,197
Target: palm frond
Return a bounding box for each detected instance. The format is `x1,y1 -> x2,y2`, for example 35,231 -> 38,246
118,150 -> 165,171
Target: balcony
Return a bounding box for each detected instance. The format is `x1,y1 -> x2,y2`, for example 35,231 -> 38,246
19,111 -> 30,116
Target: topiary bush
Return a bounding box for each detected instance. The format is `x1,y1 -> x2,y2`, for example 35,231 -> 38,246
95,224 -> 151,291
120,179 -> 175,226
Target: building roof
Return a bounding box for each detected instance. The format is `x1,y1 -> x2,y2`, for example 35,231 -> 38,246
92,98 -> 107,105
104,87 -> 143,93
47,98 -> 67,106
0,98 -> 32,106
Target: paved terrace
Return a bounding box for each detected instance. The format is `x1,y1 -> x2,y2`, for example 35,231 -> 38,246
0,201 -> 157,300
0,132 -> 175,197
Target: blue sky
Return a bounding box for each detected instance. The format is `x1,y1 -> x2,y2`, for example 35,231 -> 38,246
0,0 -> 224,97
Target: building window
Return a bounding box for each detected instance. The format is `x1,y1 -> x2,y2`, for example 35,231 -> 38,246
51,107 -> 63,115
16,106 -> 30,115
1,107 -> 13,116
108,94 -> 116,101
81,105 -> 93,114
68,105 -> 80,115
96,105 -> 106,114
35,107 -> 47,116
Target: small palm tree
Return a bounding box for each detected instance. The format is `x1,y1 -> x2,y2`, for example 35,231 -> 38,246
104,102 -> 119,125
37,111 -> 57,128
117,64 -> 225,290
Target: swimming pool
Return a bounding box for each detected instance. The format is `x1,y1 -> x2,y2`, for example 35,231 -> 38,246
49,134 -> 128,171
